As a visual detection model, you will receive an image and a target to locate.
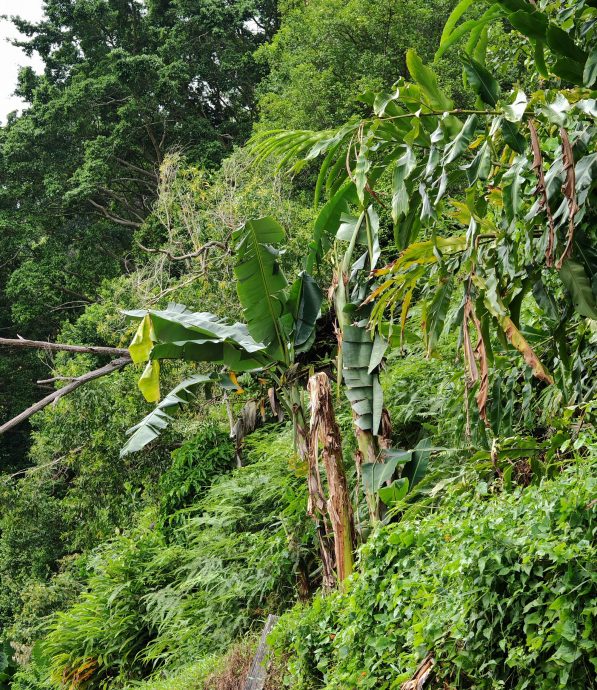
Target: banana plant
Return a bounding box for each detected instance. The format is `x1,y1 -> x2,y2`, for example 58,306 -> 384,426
121,217 -> 323,455
251,13 -> 597,441
122,216 -> 358,584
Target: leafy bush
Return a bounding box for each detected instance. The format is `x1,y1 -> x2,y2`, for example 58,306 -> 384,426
142,426 -> 315,668
271,452 -> 597,689
43,425 -> 316,688
158,424 -> 234,533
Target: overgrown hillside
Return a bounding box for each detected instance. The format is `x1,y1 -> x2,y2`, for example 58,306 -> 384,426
0,1 -> 595,689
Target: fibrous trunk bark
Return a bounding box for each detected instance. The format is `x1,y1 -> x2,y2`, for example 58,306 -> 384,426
291,388 -> 336,591
308,372 -> 355,584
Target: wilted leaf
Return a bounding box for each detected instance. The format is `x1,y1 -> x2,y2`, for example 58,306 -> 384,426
138,359 -> 160,403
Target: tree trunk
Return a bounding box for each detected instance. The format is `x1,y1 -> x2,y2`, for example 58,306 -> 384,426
290,385 -> 336,591
308,372 -> 355,584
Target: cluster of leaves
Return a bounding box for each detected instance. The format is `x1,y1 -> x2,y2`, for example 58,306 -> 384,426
271,448 -> 597,689
252,0 -> 597,438
40,425 -> 315,688
255,0 -> 461,131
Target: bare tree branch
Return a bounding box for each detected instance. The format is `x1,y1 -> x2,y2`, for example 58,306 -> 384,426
89,199 -> 142,228
0,337 -> 129,357
136,240 -> 228,262
0,357 -> 132,436
37,376 -> 79,385
147,273 -> 204,305
115,157 -> 159,182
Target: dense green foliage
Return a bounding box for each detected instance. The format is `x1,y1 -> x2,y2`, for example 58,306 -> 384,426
272,449 -> 597,689
0,0 -> 595,689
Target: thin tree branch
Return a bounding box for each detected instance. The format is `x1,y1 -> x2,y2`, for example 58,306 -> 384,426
147,273 -> 204,305
37,376 -> 79,384
0,337 -> 130,357
0,357 -> 132,436
136,240 -> 228,262
89,199 -> 142,228
4,447 -> 83,480
115,157 -> 159,181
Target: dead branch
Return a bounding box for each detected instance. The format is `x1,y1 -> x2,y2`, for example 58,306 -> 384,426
528,120 -> 556,267
136,240 -> 228,262
556,127 -> 578,269
0,337 -> 129,358
0,357 -> 132,436
37,376 -> 79,385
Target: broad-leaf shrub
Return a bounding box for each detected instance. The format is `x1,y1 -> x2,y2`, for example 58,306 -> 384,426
271,453 -> 597,689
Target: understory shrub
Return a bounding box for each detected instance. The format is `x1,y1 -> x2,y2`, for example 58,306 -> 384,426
271,453 -> 597,690
43,425 -> 315,688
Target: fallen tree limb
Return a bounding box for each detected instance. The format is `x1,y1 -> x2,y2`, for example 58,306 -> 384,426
0,338 -> 129,358
0,356 -> 132,436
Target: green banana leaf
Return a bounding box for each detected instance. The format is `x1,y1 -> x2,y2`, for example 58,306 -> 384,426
121,374 -> 217,457
233,217 -> 289,362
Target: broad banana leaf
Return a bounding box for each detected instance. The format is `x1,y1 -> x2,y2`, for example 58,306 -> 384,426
125,303 -> 266,356
125,303 -> 268,401
287,271 -> 324,353
121,374 -> 216,457
233,217 -> 289,362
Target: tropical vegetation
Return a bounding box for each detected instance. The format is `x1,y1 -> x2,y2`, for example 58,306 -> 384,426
0,1 -> 595,689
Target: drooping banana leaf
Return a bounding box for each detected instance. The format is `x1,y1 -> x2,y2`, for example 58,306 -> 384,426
287,271 -> 324,354
233,217 -> 289,363
125,303 -> 266,355
125,304 -> 268,401
120,374 -> 216,457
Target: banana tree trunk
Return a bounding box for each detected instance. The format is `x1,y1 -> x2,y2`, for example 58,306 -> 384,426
288,384 -> 336,591
308,372 -> 355,584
